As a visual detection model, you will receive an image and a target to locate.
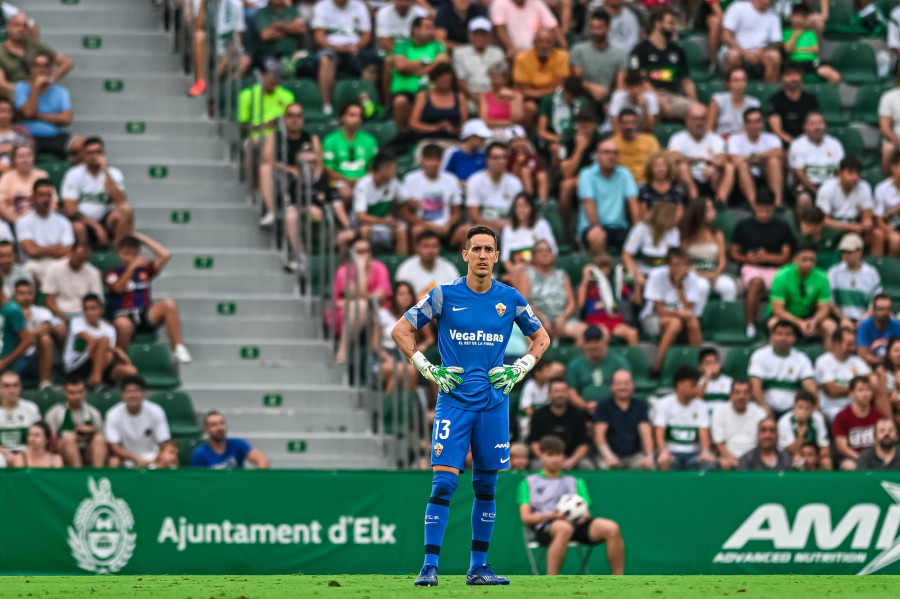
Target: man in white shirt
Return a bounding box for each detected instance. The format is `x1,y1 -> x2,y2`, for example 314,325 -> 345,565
667,104 -> 732,204
43,242 -> 104,321
15,178 -> 73,282
825,162 -> 885,258
46,377 -> 107,467
105,375 -> 170,468
594,0 -> 640,54
828,233 -> 882,326
401,143 -> 463,243
728,107 -> 784,207
0,370 -> 39,456
353,152 -> 409,254
64,294 -> 137,390
452,18 -> 505,108
462,142 -> 523,241
748,320 -> 818,416
815,327 -> 873,421
719,0 -> 782,83
0,239 -> 32,300
13,280 -> 62,389
878,64 -> 900,176
777,390 -> 832,469
61,136 -> 129,245
698,347 -> 734,417
606,69 -> 658,135
639,248 -> 709,375
654,365 -> 717,470
394,230 -> 460,298
875,151 -> 900,256
788,111 -> 844,206
312,0 -> 376,114
712,379 -> 767,469
376,0 -> 428,53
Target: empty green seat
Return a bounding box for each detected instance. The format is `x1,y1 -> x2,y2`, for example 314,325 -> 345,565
376,253 -> 408,280
362,121 -> 398,147
44,160 -> 69,193
723,346 -> 755,380
304,119 -> 339,140
853,83 -> 892,126
149,391 -> 201,438
865,256 -> 900,296
713,208 -> 743,246
333,79 -> 379,111
745,82 -> 779,106
817,250 -> 841,271
830,127 -> 866,164
23,388 -> 65,417
89,250 -> 122,271
682,39 -> 714,82
544,344 -> 584,368
557,252 -> 592,288
660,345 -> 702,387
695,80 -> 724,105
702,301 -> 756,345
831,42 -> 880,85
281,79 -> 327,122
176,436 -> 202,467
87,389 -> 122,416
805,83 -> 847,126
608,346 -> 655,393
653,123 -> 683,147
127,343 -> 179,389
796,344 -> 825,364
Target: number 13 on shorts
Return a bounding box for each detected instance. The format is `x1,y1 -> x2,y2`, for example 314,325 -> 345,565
434,419 -> 451,440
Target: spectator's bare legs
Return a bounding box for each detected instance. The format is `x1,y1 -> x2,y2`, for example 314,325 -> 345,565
259,156 -> 275,217
762,49 -> 781,83
558,177 -> 578,237
654,316 -> 683,371
393,94 -> 411,130
735,157 -> 757,207
867,227 -> 886,257
745,277 -> 764,331
58,432 -> 83,466
881,221 -> 900,256
883,142 -> 897,177
335,298 -> 369,364
676,161 -> 699,198
113,316 -> 134,351
106,203 -> 134,243
536,170 -> 549,203
546,519 -> 574,575
817,65 -> 840,85
36,329 -> 53,386
89,432 -> 108,466
149,299 -> 185,349
318,54 -> 336,111
766,156 -> 783,206
711,162 -> 734,203
88,336 -> 112,387
191,10 -> 208,95
589,518 -> 625,575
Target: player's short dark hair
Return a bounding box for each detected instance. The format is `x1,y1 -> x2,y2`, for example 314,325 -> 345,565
623,69 -> 643,87
756,188 -> 776,207
563,76 -> 584,98
618,107 -> 638,120
849,375 -> 871,391
591,9 -> 611,25
371,150 -> 396,172
699,347 -> 719,363
673,365 -> 700,385
83,136 -> 104,150
838,156 -> 862,173
772,319 -> 797,335
794,240 -> 818,257
539,435 -> 566,455
743,107 -> 763,122
82,293 -> 103,307
798,204 -> 824,224
465,225 -> 497,249
485,141 -> 508,157
116,235 -> 141,251
33,178 -> 54,194
420,143 -> 444,161
120,375 -> 146,391
795,390 -> 816,405
731,378 -> 751,393
415,229 -> 441,245
665,247 -> 687,263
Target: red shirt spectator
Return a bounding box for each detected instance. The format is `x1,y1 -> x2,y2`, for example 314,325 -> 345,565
833,406 -> 883,454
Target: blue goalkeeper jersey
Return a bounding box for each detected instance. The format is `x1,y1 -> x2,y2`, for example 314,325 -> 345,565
404,277 -> 542,411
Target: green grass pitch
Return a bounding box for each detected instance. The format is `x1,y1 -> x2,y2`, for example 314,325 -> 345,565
4,575 -> 897,598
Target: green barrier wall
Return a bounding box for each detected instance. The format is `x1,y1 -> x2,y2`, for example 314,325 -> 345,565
2,470 -> 900,576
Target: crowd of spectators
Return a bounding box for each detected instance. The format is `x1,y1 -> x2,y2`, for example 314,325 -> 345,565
219,0 -> 900,474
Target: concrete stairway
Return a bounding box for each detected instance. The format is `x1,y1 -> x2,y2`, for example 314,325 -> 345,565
30,0 -> 391,468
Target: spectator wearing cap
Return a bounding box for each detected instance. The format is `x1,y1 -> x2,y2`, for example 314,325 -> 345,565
857,293 -> 900,367
390,16 -> 449,131
567,325 -> 631,413
15,178 -> 73,283
592,370 -> 655,470
536,76 -> 587,164
192,411 -> 270,469
376,0 -> 428,54
577,138 -> 639,254
815,157 -> 883,256
311,0 -> 378,116
42,242 -> 103,322
436,0 -> 488,51
322,101 -> 380,204
491,0 -> 564,60
452,17 -> 505,110
570,10 -> 627,103
442,119 -> 489,184
0,13 -> 72,95
353,151 -> 409,255
828,233 -> 882,328
875,151 -> 900,256
606,70 -> 658,136
14,52 -> 82,160
513,28 -> 570,127
611,108 -> 659,185
654,365 -> 717,471
737,418 -> 793,471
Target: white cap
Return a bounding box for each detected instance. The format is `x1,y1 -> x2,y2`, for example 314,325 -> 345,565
468,17 -> 492,32
838,233 -> 864,252
460,119 -> 492,140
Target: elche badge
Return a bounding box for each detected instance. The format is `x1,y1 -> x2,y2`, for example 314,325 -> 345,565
495,303 -> 506,317
68,477 -> 136,573
434,443 -> 443,457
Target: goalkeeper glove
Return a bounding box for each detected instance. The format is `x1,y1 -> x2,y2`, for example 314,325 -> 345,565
410,351 -> 464,393
488,354 -> 537,396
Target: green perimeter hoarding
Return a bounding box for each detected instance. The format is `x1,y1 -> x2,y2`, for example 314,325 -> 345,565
2,470 -> 900,576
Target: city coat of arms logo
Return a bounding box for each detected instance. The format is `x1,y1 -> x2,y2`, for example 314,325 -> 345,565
68,477 -> 136,573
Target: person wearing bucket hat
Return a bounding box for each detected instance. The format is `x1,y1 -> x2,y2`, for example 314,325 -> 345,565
443,119 -> 491,183
827,233 -> 882,327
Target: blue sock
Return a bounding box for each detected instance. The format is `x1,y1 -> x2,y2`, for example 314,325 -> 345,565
423,471 -> 457,568
470,470 -> 499,571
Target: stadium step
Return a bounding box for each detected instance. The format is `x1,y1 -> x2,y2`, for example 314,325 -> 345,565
135,205 -> 257,227
156,271 -> 296,295
124,182 -> 246,204
63,74 -> 189,97
40,31 -> 174,54
64,51 -> 181,74
217,407 -> 372,434
183,385 -> 362,412
72,94 -> 205,118
116,161 -> 238,184
242,433 -> 388,460
104,137 -> 225,162
180,362 -> 343,386
72,118 -> 221,139
163,250 -> 284,272
137,226 -> 269,249
179,339 -> 328,363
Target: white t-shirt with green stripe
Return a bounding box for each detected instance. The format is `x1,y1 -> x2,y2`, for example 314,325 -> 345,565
700,373 -> 734,420
827,262 -> 881,322
814,351 -> 871,420
0,399 -> 40,452
653,394 -> 709,454
747,346 -> 815,413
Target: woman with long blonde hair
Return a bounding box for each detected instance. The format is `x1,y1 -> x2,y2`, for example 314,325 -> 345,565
621,201 -> 681,304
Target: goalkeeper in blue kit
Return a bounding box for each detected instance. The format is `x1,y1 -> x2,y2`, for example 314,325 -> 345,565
391,225 -> 550,586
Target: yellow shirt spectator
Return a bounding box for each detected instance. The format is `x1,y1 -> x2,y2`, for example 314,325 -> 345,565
612,133 -> 660,184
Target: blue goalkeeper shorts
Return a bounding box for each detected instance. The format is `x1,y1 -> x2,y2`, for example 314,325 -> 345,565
430,399 -> 509,473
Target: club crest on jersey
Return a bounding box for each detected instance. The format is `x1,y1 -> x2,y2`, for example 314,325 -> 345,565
495,302 -> 506,316
434,443 -> 443,457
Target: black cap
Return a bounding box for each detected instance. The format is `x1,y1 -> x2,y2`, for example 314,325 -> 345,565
583,326 -> 604,341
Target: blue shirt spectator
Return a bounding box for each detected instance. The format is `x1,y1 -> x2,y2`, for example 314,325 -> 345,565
857,295 -> 900,366
576,162 -> 637,232
191,438 -> 253,469
14,80 -> 71,138
443,119 -> 490,181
